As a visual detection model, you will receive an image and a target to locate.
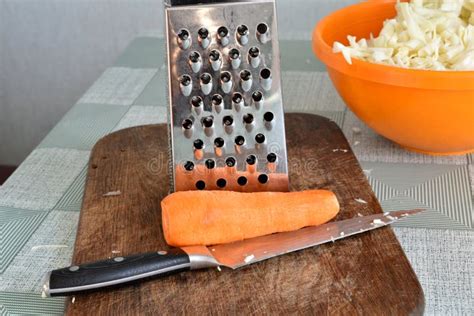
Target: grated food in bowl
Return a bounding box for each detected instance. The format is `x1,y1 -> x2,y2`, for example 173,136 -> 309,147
333,0 -> 474,70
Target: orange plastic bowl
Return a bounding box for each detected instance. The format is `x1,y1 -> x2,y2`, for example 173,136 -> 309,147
312,0 -> 474,155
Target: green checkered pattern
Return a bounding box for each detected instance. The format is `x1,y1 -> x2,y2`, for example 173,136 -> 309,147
0,37 -> 472,315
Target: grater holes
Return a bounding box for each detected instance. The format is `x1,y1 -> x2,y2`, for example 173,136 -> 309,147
211,94 -> 223,106
210,50 -> 221,61
191,96 -> 203,115
193,139 -> 204,150
218,26 -> 229,37
198,27 -> 209,39
252,90 -> 264,108
182,118 -> 193,130
243,113 -> 254,125
202,116 -> 214,128
196,180 -> 206,190
200,73 -> 212,84
217,26 -> 230,46
205,159 -> 216,169
237,24 -> 249,36
209,49 -> 223,71
214,137 -> 225,148
246,155 -> 257,165
255,133 -> 265,144
237,24 -> 249,45
183,161 -> 195,172
237,176 -> 248,186
260,68 -> 271,79
264,111 -> 274,122
232,92 -> 243,103
211,94 -> 223,112
252,91 -> 263,102
179,74 -> 192,86
177,28 -> 191,49
252,91 -> 263,110
221,71 -> 231,83
216,178 -> 227,188
260,68 -> 272,90
232,92 -> 244,109
179,75 -> 192,96
189,51 -> 202,73
178,28 -> 190,40
240,70 -> 252,81
220,71 -> 233,94
240,70 -> 253,92
223,115 -> 234,126
229,48 -> 240,59
249,46 -> 260,58
235,135 -> 245,146
256,23 -> 270,43
257,23 -> 268,35
189,51 -> 201,63
191,96 -> 203,108
229,48 -> 241,69
267,153 -> 277,163
226,157 -> 236,167
200,73 -> 213,95
248,46 -> 261,68
197,27 -> 210,49
258,174 -> 269,184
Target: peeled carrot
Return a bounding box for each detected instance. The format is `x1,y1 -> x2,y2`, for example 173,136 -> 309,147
161,190 -> 340,247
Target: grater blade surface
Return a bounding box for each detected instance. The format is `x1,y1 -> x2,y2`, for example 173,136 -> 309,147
165,0 -> 288,192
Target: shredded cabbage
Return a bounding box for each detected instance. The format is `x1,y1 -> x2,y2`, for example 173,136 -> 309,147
333,0 -> 474,70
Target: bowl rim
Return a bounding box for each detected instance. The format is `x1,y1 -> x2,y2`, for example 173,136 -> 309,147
312,0 -> 474,90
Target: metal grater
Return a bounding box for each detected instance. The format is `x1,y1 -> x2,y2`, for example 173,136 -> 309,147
164,0 -> 288,192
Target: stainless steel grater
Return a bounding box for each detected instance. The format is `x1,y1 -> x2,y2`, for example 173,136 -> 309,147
164,0 -> 288,192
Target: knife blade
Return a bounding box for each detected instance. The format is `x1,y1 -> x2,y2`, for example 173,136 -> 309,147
43,209 -> 423,297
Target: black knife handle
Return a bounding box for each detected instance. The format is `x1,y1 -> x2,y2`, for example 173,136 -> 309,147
45,249 -> 190,297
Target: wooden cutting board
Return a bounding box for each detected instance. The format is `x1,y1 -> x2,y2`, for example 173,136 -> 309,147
66,113 -> 424,315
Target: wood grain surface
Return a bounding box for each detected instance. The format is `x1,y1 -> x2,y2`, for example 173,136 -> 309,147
66,113 -> 424,315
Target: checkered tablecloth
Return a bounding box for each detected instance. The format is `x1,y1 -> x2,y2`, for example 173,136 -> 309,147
0,36 -> 472,315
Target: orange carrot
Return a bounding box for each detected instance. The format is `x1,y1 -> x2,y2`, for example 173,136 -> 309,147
161,190 -> 340,247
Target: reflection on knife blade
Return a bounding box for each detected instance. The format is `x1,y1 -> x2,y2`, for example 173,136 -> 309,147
209,209 -> 424,268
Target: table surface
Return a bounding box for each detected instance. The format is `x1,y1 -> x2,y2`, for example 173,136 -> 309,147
0,36 -> 472,315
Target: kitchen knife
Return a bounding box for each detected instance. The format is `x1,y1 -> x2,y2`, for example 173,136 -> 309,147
43,209 -> 423,297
